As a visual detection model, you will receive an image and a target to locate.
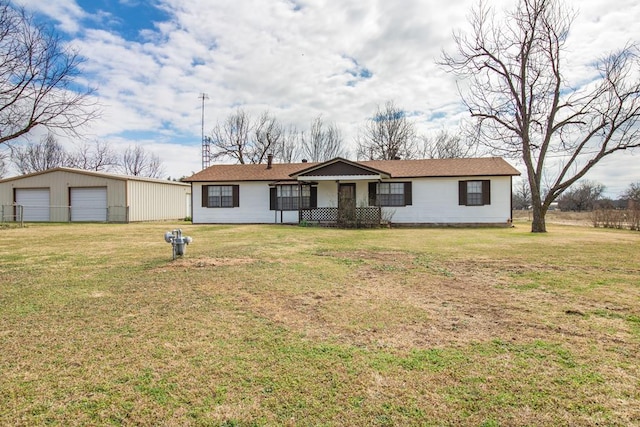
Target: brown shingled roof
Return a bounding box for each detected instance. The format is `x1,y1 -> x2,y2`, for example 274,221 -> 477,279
183,157 -> 520,182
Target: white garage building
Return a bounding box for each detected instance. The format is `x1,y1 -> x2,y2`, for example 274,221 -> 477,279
0,167 -> 191,223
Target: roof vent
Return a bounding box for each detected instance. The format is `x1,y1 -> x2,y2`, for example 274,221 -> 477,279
302,159 -> 308,163
267,153 -> 273,169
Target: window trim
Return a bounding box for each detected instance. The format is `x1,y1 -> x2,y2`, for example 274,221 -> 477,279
201,185 -> 239,208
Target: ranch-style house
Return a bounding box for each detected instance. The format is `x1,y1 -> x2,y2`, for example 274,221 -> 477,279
184,156 -> 520,227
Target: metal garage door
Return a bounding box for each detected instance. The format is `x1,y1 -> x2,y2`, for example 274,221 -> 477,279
70,187 -> 107,222
15,188 -> 50,221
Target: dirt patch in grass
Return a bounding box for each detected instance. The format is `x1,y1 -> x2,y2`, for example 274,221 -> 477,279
223,249 -> 639,354
154,256 -> 258,270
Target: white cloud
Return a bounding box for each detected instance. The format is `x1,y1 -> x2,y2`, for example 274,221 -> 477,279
9,0 -> 640,194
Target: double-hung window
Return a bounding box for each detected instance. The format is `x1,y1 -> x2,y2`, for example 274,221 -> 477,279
368,182 -> 412,207
270,184 -> 316,210
458,180 -> 491,206
201,185 -> 239,208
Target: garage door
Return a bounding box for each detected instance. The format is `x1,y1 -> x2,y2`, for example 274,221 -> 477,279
15,188 -> 50,221
70,187 -> 107,222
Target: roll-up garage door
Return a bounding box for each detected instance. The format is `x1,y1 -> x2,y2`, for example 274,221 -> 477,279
15,188 -> 50,221
70,187 -> 107,222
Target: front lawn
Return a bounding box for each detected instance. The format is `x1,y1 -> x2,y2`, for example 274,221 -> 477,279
1,222 -> 638,425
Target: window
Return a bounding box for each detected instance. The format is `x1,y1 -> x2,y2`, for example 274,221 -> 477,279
201,185 -> 239,208
270,184 -> 317,210
368,182 -> 412,207
458,180 -> 491,206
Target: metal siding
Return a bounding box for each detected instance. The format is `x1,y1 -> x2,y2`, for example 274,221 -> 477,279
127,180 -> 190,222
1,170 -> 127,221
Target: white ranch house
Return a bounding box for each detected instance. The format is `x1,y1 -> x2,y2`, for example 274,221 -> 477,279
184,156 -> 520,227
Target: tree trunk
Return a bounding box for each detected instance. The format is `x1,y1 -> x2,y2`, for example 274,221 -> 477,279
531,202 -> 547,233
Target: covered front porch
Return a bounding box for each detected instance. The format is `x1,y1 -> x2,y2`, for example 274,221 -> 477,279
271,158 -> 393,227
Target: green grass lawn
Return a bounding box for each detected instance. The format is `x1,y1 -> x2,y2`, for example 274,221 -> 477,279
1,221 -> 639,426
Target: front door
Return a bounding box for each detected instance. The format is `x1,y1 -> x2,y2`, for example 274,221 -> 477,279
338,183 -> 356,225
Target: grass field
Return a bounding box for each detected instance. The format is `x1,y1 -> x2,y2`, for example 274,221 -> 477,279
1,220 -> 639,426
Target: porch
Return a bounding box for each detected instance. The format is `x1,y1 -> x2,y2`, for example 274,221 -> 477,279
299,206 -> 382,228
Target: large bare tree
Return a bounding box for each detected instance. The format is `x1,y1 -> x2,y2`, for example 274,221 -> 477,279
356,101 -> 417,160
300,115 -> 344,162
0,1 -> 98,145
209,109 -> 297,164
441,0 -> 640,232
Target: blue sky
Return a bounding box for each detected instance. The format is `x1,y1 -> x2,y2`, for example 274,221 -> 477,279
78,0 -> 172,43
8,0 -> 640,195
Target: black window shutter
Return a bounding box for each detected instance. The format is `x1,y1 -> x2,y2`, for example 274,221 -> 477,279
310,186 -> 318,208
458,181 -> 467,205
482,180 -> 491,205
202,185 -> 209,207
269,187 -> 277,210
232,185 -> 240,207
368,182 -> 377,206
404,182 -> 412,206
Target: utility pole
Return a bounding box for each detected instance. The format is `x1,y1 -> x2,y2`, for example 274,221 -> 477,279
200,93 -> 210,170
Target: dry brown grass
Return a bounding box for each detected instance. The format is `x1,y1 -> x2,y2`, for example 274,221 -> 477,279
0,221 -> 639,426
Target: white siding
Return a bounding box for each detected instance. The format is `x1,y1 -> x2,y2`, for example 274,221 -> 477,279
192,176 -> 513,225
193,182 -> 299,223
385,176 -> 512,224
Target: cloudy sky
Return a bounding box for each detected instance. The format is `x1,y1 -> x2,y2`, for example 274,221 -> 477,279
11,0 -> 640,196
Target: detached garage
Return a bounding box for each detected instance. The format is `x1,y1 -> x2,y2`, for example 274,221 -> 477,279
0,167 -> 191,223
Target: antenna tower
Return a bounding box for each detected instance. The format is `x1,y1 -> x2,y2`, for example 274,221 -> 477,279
200,93 -> 210,170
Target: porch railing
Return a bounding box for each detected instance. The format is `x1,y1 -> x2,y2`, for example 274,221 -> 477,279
299,207 -> 381,228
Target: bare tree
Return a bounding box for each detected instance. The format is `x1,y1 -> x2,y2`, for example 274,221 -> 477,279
274,126 -> 300,163
356,101 -> 417,160
0,148 -> 7,178
300,115 -> 344,162
622,182 -> 640,205
0,1 -> 98,146
441,0 -> 640,232
252,111 -> 283,164
420,129 -> 477,159
557,180 -> 605,211
10,133 -> 71,173
68,140 -> 118,171
512,179 -> 532,210
120,145 -> 164,178
209,109 -> 253,164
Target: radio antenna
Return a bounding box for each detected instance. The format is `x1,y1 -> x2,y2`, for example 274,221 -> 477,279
199,93 -> 210,170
